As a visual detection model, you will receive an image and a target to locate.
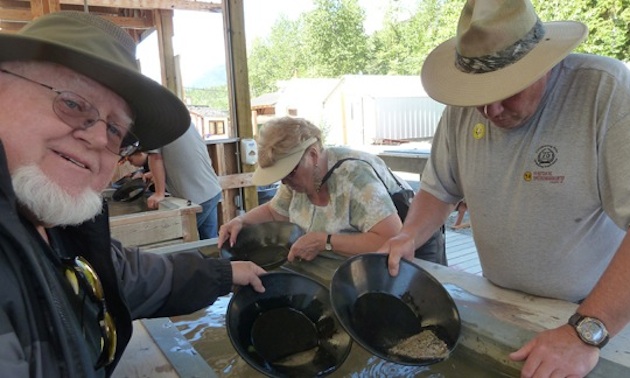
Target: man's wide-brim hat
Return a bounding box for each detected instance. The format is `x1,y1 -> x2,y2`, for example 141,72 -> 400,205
421,0 -> 588,107
0,11 -> 189,150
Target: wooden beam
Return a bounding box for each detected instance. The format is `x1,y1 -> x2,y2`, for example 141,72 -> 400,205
101,13 -> 153,29
155,8 -> 178,96
0,7 -> 31,21
0,21 -> 25,32
30,0 -> 60,17
218,173 -> 253,190
223,0 -> 257,213
60,0 -> 222,11
0,0 -> 221,26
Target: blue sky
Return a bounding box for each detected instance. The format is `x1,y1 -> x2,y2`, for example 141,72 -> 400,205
137,0 -> 395,86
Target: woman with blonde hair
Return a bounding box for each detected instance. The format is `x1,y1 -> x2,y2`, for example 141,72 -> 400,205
218,116 -> 444,264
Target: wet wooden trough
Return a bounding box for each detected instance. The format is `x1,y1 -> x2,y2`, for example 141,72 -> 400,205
112,239 -> 630,377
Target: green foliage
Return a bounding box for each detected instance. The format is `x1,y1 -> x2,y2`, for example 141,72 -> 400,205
248,15 -> 309,97
247,0 -> 369,96
303,0 -> 369,77
184,86 -> 229,110
368,0 -> 461,75
247,0 -> 630,98
532,0 -> 630,60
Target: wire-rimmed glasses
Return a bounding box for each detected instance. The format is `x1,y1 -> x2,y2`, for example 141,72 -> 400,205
0,68 -> 139,157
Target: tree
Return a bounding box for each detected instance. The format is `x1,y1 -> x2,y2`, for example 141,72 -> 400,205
184,86 -> 229,110
246,0 -> 630,99
533,0 -> 630,60
247,15 -> 307,97
303,0 -> 370,76
367,0 -> 461,75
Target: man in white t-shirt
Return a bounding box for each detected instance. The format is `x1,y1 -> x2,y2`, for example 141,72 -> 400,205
381,1 -> 630,377
147,123 -> 222,239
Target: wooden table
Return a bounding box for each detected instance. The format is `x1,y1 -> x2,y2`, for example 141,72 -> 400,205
377,151 -> 430,181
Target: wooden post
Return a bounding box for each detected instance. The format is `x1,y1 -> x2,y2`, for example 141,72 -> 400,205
223,0 -> 258,214
30,0 -> 60,17
155,9 -> 179,97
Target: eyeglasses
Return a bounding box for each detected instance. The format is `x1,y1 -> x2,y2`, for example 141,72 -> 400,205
0,68 -> 139,157
63,256 -> 117,368
286,161 -> 301,179
285,149 -> 310,180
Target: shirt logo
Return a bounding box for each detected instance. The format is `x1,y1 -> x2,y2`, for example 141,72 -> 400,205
527,145 -> 565,183
473,123 -> 485,139
535,145 -> 558,168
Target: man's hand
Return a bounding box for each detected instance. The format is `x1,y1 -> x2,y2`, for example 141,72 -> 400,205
378,232 -> 416,276
510,324 -> 599,378
147,193 -> 165,209
231,261 -> 266,293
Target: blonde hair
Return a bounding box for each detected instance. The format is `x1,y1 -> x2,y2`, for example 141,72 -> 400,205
257,117 -> 322,168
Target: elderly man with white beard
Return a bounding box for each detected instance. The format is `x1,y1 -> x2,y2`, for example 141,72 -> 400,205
0,12 -> 265,377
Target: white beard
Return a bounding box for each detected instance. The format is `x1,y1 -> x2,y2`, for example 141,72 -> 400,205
11,165 -> 103,226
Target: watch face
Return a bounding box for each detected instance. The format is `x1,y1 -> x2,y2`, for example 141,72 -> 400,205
577,319 -> 607,344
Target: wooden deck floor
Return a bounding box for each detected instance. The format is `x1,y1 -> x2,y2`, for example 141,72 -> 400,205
444,213 -> 482,276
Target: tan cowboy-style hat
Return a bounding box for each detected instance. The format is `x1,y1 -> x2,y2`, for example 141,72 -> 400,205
252,137 -> 318,186
421,0 -> 588,107
0,11 -> 189,150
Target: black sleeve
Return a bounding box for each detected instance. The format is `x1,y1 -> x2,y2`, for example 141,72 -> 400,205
111,240 -> 233,319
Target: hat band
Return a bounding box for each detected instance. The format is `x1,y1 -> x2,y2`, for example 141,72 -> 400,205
455,19 -> 545,74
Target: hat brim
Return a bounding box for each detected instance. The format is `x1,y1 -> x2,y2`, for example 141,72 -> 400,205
0,34 -> 189,150
421,21 -> 588,107
252,149 -> 304,186
252,137 -> 318,186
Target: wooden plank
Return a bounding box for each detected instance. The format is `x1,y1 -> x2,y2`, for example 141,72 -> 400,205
445,236 -> 474,249
378,152 -> 429,175
446,248 -> 479,261
111,214 -> 184,247
448,253 -> 480,267
223,0 -> 258,213
57,0 -> 222,12
155,9 -> 177,95
0,7 -> 30,20
30,0 -> 60,17
109,198 -> 200,248
218,172 -> 253,190
112,320 -> 181,378
445,225 -> 481,276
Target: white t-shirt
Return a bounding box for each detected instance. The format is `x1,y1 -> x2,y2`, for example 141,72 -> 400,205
422,54 -> 630,302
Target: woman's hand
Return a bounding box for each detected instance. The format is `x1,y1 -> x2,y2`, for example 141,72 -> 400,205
218,217 -> 245,249
287,232 -> 327,262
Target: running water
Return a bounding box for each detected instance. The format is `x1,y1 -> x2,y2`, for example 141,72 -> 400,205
170,294 -> 519,377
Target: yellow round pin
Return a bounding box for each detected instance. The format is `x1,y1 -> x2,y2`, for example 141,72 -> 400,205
473,123 -> 485,139
524,171 -> 532,181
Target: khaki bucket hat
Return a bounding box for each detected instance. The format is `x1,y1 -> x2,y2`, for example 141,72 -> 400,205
0,11 -> 190,150
421,0 -> 588,107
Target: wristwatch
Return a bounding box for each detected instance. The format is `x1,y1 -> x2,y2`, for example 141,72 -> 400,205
325,234 -> 333,251
568,312 -> 609,348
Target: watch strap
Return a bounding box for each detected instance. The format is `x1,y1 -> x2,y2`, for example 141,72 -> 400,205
325,234 -> 333,251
